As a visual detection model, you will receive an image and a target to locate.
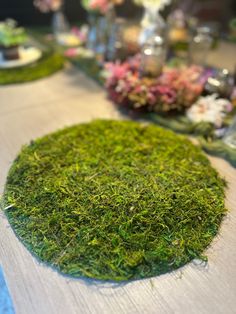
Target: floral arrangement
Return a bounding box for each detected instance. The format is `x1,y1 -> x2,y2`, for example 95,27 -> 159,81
0,19 -> 27,47
64,47 -> 94,58
82,0 -> 123,15
187,94 -> 233,128
105,56 -> 207,113
34,0 -> 62,12
55,26 -> 88,47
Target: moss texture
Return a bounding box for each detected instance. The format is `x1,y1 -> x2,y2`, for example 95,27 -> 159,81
3,120 -> 226,281
148,113 -> 236,168
0,51 -> 64,85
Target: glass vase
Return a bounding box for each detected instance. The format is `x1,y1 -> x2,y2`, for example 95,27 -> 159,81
205,69 -> 234,99
167,9 -> 190,58
87,14 -> 99,51
106,18 -> 126,61
87,6 -> 115,61
188,27 -> 213,66
139,5 -> 166,46
52,8 -> 70,36
140,34 -> 167,77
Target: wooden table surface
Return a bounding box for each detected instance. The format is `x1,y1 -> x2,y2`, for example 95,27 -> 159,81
0,42 -> 236,314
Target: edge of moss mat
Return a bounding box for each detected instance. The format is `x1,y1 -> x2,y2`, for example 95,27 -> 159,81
2,120 -> 227,281
148,113 -> 236,168
0,51 -> 64,85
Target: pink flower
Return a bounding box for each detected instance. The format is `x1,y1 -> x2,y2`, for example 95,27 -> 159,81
64,48 -> 78,58
34,0 -> 62,12
90,0 -> 110,14
105,62 -> 130,87
104,55 -> 207,112
231,87 -> 236,101
147,92 -> 157,105
71,26 -> 87,42
133,85 -> 144,94
128,54 -> 141,71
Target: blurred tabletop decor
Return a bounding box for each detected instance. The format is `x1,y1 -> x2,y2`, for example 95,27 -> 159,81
133,0 -> 171,44
82,0 -> 124,60
34,0 -> 83,47
60,0 -> 236,166
0,19 -> 43,70
0,19 -> 27,61
0,18 -> 64,84
0,0 -> 236,164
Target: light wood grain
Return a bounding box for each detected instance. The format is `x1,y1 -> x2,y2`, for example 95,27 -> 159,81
0,63 -> 236,314
207,41 -> 236,72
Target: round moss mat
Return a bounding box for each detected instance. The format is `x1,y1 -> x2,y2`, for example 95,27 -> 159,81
0,51 -> 64,85
3,120 -> 226,281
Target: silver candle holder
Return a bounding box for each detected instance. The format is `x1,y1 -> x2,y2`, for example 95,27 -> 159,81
141,35 -> 167,78
205,69 -> 234,99
189,26 -> 213,66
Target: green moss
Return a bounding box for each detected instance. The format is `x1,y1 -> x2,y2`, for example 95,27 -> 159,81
148,113 -> 236,168
0,51 -> 64,85
2,120 -> 226,281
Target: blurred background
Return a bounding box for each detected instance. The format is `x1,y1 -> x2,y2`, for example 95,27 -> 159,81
0,0 -> 235,31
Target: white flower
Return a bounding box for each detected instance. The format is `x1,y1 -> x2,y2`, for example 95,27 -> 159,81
186,94 -> 232,128
116,79 -> 126,93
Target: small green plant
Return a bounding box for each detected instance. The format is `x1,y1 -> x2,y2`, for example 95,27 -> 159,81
0,19 -> 27,47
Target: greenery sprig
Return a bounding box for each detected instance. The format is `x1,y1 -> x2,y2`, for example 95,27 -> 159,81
0,19 -> 27,47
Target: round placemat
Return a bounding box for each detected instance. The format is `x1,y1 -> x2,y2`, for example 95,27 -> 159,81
0,50 -> 64,85
3,120 -> 226,281
0,47 -> 42,69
